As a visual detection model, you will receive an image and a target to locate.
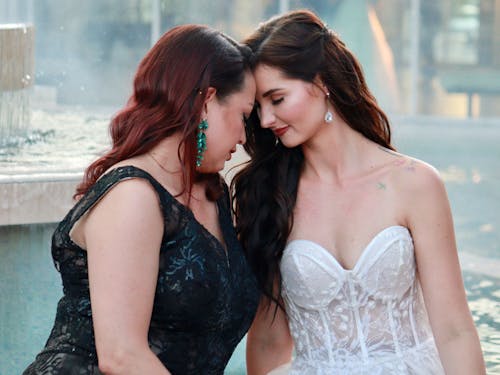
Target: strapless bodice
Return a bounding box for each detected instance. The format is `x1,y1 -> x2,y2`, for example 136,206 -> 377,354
280,226 -> 444,374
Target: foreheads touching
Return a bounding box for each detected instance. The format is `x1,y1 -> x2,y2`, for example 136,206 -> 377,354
133,25 -> 252,117
241,9 -> 392,151
129,24 -> 255,171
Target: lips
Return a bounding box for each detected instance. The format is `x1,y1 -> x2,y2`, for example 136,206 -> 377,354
273,126 -> 289,137
226,149 -> 236,161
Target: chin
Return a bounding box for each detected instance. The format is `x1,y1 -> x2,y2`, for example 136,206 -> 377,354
280,139 -> 301,149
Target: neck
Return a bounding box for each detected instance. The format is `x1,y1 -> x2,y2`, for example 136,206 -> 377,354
148,134 -> 184,173
301,121 -> 370,185
147,134 -> 207,201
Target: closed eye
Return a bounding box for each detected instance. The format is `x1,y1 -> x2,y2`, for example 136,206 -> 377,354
271,97 -> 284,105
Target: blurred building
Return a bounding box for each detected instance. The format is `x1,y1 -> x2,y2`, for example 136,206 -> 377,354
0,0 -> 499,117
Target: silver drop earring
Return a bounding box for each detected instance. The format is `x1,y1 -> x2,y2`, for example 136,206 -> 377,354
325,91 -> 333,123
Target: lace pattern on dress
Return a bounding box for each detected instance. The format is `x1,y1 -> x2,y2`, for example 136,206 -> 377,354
281,226 -> 444,375
23,166 -> 259,375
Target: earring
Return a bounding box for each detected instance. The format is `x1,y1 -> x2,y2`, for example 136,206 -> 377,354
325,110 -> 333,123
196,119 -> 208,167
325,92 -> 333,123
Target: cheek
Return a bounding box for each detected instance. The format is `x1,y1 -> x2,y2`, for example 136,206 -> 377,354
205,125 -> 223,149
205,119 -> 237,152
206,112 -> 227,139
285,92 -> 324,124
283,92 -> 311,117
221,112 -> 243,136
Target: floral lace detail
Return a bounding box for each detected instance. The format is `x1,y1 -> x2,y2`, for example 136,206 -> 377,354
23,166 -> 259,375
281,226 -> 444,375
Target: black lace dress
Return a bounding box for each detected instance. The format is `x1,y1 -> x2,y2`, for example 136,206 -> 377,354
23,166 -> 259,375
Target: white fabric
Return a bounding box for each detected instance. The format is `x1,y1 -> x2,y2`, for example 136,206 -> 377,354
280,226 -> 445,374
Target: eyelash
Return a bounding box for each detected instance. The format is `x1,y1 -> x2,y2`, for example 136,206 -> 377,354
271,98 -> 284,105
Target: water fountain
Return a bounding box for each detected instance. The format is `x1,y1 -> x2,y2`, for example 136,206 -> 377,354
0,20 -> 97,375
0,3 -> 498,374
0,22 -> 78,226
0,23 -> 34,142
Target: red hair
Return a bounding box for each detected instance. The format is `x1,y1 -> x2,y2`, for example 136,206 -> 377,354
75,24 -> 252,199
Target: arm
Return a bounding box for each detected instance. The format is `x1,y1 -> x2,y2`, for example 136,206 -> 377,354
83,179 -> 171,375
246,296 -> 294,375
406,163 -> 485,374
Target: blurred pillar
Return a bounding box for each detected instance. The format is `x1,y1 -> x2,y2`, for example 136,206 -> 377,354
493,0 -> 500,66
0,24 -> 34,91
409,0 -> 421,116
279,0 -> 289,13
419,0 -> 443,116
0,23 -> 34,138
328,0 -> 401,114
478,0 -> 500,116
151,0 -> 161,46
479,0 -> 495,66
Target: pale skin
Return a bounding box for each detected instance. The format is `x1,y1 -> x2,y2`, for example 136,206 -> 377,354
246,64 -> 485,374
69,74 -> 255,374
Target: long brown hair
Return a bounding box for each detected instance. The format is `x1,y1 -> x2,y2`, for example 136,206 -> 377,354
232,9 -> 395,304
76,24 -> 252,199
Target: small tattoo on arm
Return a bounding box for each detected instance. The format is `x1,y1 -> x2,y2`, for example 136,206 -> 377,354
405,160 -> 417,172
377,182 -> 387,190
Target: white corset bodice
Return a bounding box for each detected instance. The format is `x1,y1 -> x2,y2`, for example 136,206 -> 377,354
280,226 -> 444,374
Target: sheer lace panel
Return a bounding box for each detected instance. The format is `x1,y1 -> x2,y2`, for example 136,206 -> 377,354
280,226 -> 444,375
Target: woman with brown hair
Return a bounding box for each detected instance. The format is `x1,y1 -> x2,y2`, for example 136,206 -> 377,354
233,9 -> 485,375
23,24 -> 259,375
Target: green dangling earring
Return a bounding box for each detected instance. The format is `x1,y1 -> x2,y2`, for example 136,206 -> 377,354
196,118 -> 208,167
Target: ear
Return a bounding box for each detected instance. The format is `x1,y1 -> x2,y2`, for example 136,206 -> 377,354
201,87 -> 217,117
313,74 -> 329,96
203,87 -> 217,105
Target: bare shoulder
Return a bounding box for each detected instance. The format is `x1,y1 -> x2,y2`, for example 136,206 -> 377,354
88,176 -> 161,222
80,176 -> 163,254
378,147 -> 445,196
377,148 -> 451,229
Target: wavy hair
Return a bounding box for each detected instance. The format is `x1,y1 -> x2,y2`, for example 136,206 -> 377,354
232,10 -> 395,305
76,24 -> 252,200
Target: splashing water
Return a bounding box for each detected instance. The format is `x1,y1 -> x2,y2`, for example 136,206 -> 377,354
0,89 -> 31,142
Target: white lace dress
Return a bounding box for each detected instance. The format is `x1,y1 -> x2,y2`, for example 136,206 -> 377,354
279,226 -> 445,375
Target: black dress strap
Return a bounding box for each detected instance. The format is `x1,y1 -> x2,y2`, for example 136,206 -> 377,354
65,165 -> 168,228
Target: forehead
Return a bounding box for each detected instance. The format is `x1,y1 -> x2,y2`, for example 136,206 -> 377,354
253,64 -> 302,98
223,71 -> 255,106
254,64 -> 285,86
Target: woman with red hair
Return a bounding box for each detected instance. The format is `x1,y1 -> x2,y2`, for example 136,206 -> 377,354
24,24 -> 259,375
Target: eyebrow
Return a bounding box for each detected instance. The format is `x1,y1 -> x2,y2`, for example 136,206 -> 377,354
262,88 -> 282,98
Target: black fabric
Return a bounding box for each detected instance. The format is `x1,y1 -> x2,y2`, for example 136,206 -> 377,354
23,166 -> 259,375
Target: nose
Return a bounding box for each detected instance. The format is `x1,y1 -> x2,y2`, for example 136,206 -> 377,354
239,122 -> 247,145
259,105 -> 276,129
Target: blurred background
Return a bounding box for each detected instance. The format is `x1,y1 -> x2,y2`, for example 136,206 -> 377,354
2,0 -> 500,116
1,0 -> 499,374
